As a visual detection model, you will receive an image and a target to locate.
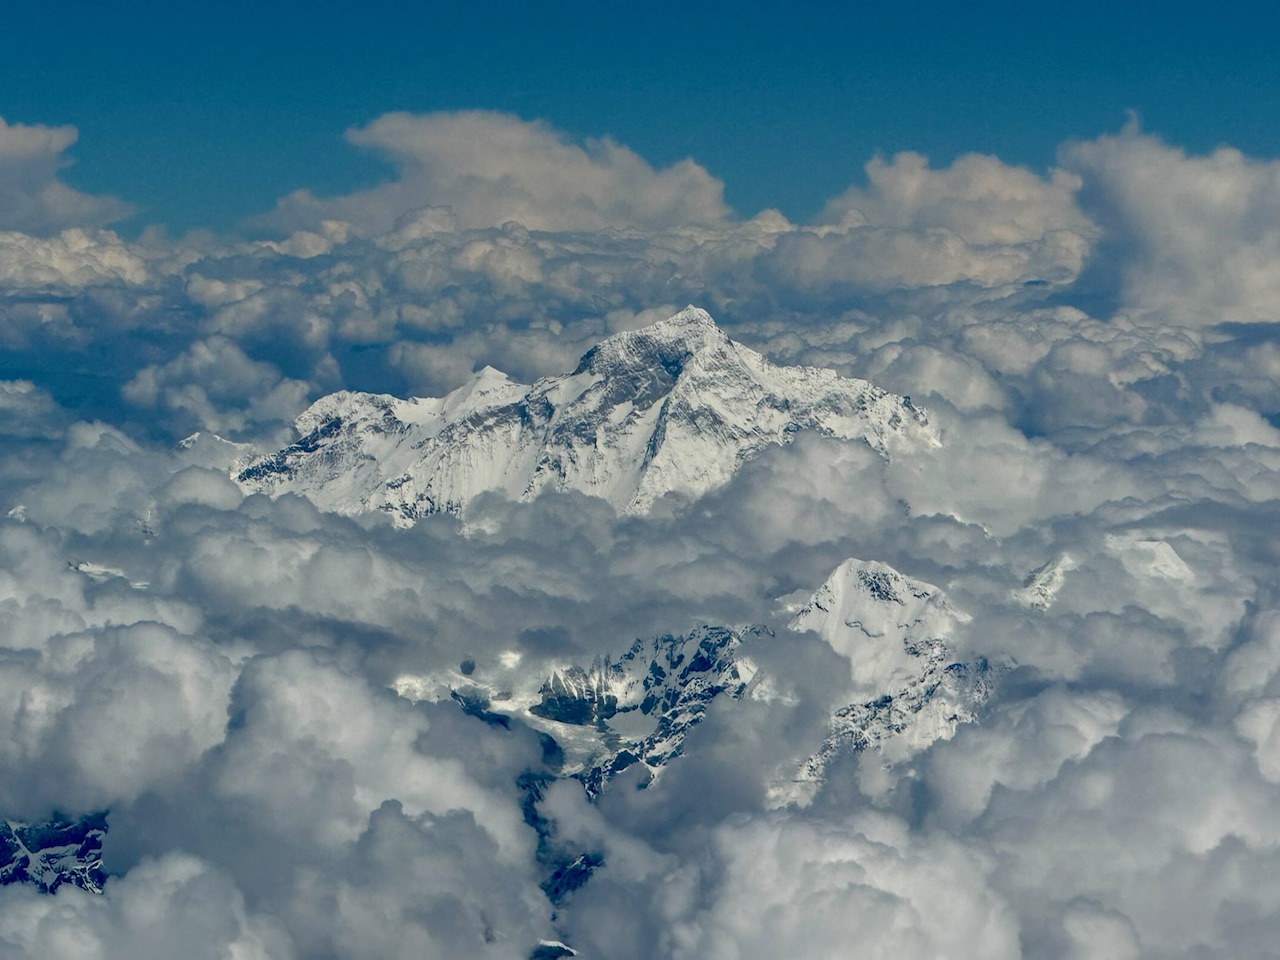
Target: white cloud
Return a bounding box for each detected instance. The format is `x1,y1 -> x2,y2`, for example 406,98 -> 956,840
0,118 -> 132,235
0,380 -> 64,438
265,110 -> 731,235
1065,124 -> 1280,326
122,336 -> 311,441
0,229 -> 149,289
0,854 -> 293,960
821,151 -> 1093,245
653,811 -> 1021,960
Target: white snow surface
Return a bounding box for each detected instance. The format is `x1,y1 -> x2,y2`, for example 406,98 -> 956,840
234,306 -> 936,523
772,558 -> 995,808
1014,554 -> 1077,611
789,558 -> 965,701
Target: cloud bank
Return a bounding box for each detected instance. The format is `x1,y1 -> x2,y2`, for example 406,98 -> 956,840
0,118 -> 131,236
0,109 -> 1279,958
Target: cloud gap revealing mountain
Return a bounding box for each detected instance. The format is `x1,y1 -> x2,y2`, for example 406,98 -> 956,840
24,308 -> 1000,960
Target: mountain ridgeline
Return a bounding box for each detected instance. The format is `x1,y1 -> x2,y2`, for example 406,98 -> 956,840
27,307 -> 992,959
234,307 -> 935,523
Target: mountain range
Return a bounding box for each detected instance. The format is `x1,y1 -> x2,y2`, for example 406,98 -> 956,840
20,308 -> 996,960
233,306 -> 935,522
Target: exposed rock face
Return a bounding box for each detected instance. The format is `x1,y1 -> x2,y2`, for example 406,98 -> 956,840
0,813 -> 107,895
401,626 -> 757,800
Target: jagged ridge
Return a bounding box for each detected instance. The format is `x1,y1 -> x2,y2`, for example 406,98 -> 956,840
234,307 -> 935,523
0,813 -> 107,895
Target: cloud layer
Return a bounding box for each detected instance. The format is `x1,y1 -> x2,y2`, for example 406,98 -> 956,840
0,118 -> 131,236
1,109 -> 1279,958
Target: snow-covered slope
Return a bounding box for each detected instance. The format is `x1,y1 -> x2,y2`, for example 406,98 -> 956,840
1015,554 -> 1076,610
235,307 -> 935,523
770,559 -> 998,807
175,431 -> 255,471
396,626 -> 757,798
395,558 -> 996,813
0,813 -> 107,895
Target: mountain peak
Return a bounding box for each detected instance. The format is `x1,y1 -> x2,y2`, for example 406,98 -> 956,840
236,306 -> 934,523
654,304 -> 718,333
571,305 -> 728,378
771,558 -> 995,808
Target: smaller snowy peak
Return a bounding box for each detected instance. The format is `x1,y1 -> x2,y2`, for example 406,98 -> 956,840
1104,534 -> 1195,583
174,431 -> 256,471
772,558 -> 996,808
1015,554 -> 1076,611
789,559 -> 964,699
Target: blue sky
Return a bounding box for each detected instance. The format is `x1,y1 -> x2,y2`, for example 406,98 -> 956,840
5,0 -> 1278,233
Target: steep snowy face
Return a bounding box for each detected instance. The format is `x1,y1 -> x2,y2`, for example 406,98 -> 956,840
235,306 -> 935,523
789,559 -> 964,701
771,559 -> 996,808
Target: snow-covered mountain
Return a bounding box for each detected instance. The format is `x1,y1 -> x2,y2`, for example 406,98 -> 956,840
1015,554 -> 1076,610
770,559 -> 998,807
235,306 -> 935,523
0,813 -> 107,895
397,626 -> 758,799
395,558 -> 996,813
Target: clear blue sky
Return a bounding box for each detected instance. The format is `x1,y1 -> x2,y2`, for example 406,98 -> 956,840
4,0 -> 1277,234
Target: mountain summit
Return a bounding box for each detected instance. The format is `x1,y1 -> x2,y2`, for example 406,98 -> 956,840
236,306 -> 935,523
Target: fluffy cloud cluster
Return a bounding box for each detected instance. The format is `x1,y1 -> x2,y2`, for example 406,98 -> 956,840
1064,123 -> 1280,326
0,118 -> 130,236
1,110 -> 1279,958
266,111 -> 731,235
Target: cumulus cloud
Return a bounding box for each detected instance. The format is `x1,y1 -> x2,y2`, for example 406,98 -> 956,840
1,110 -> 1280,958
122,336 -> 310,441
1064,123 -> 1280,326
662,812 -> 1021,960
0,381 -> 65,439
265,110 -> 731,235
0,229 -> 149,290
0,854 -> 294,960
794,150 -> 1097,291
0,118 -> 131,235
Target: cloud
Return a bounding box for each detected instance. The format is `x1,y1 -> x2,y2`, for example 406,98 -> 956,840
623,811 -> 1021,960
0,229 -> 150,291
122,336 -> 311,441
821,151 -> 1093,245
0,853 -> 294,960
265,110 -> 732,235
0,380 -> 65,439
1064,124 -> 1280,326
740,150 -> 1098,299
0,118 -> 132,235
1,110 -> 1280,959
